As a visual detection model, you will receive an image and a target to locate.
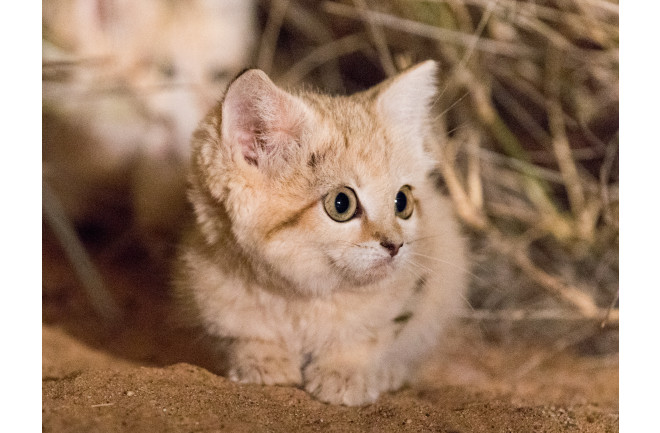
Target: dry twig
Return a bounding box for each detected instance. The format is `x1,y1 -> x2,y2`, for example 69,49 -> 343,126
352,0 -> 397,76
258,0 -> 291,74
42,180 -> 120,323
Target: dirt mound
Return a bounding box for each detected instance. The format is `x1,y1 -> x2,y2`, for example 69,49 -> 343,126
42,236 -> 618,432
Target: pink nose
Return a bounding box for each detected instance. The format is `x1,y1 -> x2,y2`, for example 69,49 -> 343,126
380,241 -> 402,257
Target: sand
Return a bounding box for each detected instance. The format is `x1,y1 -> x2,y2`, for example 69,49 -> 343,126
42,236 -> 618,432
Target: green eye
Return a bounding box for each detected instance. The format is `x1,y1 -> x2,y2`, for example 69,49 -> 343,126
324,186 -> 358,222
395,185 -> 414,219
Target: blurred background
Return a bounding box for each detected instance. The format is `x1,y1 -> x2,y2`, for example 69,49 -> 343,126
42,0 -> 618,364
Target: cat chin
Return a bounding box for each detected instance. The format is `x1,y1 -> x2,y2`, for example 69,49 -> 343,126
277,262 -> 395,296
333,260 -> 397,289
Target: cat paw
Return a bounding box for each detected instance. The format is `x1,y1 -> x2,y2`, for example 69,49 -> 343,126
227,341 -> 302,387
303,362 -> 380,406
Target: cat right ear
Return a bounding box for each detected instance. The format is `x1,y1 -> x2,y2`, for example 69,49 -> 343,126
221,69 -> 309,170
375,60 -> 438,144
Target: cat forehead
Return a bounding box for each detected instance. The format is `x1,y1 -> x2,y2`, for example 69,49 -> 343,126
300,92 -> 374,129
299,93 -> 431,180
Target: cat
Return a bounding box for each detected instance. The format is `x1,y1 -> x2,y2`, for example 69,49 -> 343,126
174,60 -> 468,406
42,0 -> 257,256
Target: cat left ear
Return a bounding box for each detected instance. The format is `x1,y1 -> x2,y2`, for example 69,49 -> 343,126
221,69 -> 309,171
376,60 -> 438,141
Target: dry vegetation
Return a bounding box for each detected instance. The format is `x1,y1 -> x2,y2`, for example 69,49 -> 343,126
254,0 -> 619,334
41,2 -> 619,430
43,0 -> 619,351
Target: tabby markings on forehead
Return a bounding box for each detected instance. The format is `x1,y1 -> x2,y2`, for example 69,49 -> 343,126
307,150 -> 328,169
264,199 -> 319,240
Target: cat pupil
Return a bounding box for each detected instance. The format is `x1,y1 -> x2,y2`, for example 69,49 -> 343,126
395,191 -> 407,213
335,192 -> 350,214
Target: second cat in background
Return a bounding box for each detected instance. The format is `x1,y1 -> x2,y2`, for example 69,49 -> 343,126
43,0 -> 257,256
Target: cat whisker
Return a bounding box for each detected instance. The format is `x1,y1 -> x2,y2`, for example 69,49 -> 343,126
408,233 -> 446,244
402,257 -> 476,311
445,120 -> 471,137
432,91 -> 470,123
402,257 -> 435,277
407,251 -> 482,282
402,253 -> 426,278
458,291 -> 477,312
400,259 -> 426,281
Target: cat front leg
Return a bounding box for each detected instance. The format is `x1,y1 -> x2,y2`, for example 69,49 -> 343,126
302,347 -> 395,406
226,338 -> 302,387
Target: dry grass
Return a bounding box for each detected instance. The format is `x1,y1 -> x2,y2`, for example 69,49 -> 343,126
42,0 -> 619,345
258,0 -> 618,332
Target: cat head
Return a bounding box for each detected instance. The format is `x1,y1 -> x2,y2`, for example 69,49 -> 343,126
128,0 -> 257,158
44,0 -> 257,160
192,61 -> 441,296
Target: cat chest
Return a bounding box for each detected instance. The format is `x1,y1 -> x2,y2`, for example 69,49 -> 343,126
207,271 -> 429,349
293,274 -> 429,345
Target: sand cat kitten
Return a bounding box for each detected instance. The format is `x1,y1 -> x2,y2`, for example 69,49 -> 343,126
43,0 -> 256,251
175,61 -> 468,406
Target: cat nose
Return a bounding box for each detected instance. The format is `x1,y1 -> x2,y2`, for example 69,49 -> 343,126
380,241 -> 403,257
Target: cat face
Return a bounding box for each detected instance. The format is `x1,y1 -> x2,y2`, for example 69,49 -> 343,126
196,62 -> 439,296
126,0 -> 256,159
44,0 -> 257,160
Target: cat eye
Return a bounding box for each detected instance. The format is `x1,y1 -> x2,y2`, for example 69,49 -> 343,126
395,185 -> 414,219
324,186 -> 358,222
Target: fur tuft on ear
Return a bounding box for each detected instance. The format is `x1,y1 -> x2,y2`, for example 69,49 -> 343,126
376,60 -> 438,142
221,69 -> 309,169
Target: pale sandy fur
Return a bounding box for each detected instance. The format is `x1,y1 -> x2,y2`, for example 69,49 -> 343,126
43,0 -> 256,251
175,61 -> 468,406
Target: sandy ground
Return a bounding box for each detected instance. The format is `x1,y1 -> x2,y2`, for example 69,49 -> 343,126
42,235 -> 618,432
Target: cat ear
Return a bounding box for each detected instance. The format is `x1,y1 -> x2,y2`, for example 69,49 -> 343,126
376,60 -> 438,141
221,69 -> 309,170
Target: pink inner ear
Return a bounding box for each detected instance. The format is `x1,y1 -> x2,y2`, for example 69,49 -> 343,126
222,70 -> 305,168
234,95 -> 269,166
234,129 -> 260,165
